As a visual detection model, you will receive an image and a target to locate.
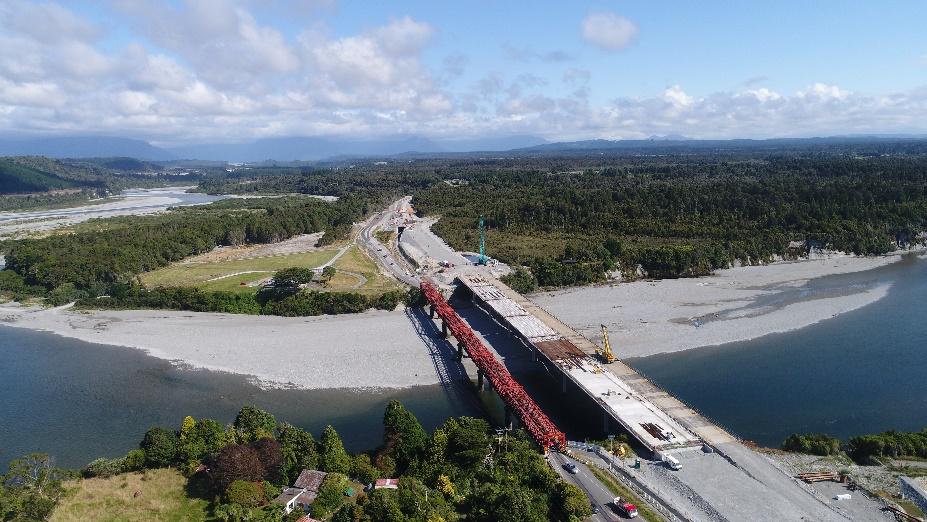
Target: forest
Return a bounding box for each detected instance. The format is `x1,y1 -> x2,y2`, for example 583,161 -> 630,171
1,403 -> 591,522
197,151 -> 927,290
0,156 -> 201,195
1,196 -> 365,296
413,155 -> 927,288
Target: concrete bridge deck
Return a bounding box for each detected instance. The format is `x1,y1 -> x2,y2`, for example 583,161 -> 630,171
457,273 -> 717,454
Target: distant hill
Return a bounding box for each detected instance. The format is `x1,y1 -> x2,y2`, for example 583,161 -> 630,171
0,157 -> 108,194
0,137 -> 174,161
168,134 -> 548,161
513,136 -> 927,155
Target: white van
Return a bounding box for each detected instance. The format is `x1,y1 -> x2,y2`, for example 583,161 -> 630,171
664,454 -> 682,471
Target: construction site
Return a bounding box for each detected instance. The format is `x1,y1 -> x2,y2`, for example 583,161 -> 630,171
398,206 -> 896,522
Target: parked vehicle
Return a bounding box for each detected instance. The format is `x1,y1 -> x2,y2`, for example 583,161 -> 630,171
664,454 -> 682,471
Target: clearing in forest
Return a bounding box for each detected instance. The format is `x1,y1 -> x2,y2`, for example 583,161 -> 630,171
50,468 -> 209,522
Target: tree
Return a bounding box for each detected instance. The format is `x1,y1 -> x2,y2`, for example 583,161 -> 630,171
140,427 -> 178,468
225,480 -> 266,508
365,489 -> 405,522
321,265 -> 337,284
351,454 -> 380,485
552,482 -> 591,521
272,267 -> 316,288
382,401 -> 428,473
2,453 -> 69,521
251,438 -> 284,483
234,406 -> 277,443
312,473 -> 348,518
318,425 -> 351,474
211,444 -> 265,493
278,423 -> 318,483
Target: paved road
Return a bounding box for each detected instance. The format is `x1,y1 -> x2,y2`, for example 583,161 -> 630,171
550,451 -> 623,522
357,196 -> 420,286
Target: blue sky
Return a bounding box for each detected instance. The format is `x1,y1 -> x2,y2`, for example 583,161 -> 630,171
1,0 -> 926,144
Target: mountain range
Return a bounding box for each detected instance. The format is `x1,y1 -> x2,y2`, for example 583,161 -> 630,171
2,133 -> 927,162
0,135 -> 549,162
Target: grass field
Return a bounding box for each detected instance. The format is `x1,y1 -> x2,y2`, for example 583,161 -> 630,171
51,468 -> 209,522
139,243 -> 399,295
327,245 -> 399,294
140,248 -> 340,292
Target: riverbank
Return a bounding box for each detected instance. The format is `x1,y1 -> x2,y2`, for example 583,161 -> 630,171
531,251 -> 925,358
0,304 -> 444,390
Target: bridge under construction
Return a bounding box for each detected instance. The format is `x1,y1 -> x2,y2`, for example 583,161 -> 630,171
455,273 -> 706,454
420,280 -> 567,452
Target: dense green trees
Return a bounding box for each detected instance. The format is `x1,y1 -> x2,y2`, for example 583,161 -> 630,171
8,403 -> 609,521
277,423 -> 319,484
783,429 -> 927,464
141,427 -> 179,468
381,400 -> 429,474
781,433 -> 842,456
409,154 -> 927,287
235,406 -> 277,443
318,425 -> 352,474
2,196 -> 363,294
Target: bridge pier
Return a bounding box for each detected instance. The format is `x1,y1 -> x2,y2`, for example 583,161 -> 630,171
429,305 -> 435,319
441,319 -> 448,338
477,369 -> 484,389
504,406 -> 513,430
457,342 -> 464,362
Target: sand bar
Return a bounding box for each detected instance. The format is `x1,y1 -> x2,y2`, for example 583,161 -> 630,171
0,305 -> 443,390
531,252 -> 925,358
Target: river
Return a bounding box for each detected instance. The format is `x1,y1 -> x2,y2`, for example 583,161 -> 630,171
629,254 -> 927,447
0,326 -> 484,470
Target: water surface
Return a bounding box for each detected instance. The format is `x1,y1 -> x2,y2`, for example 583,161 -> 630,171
630,255 -> 927,447
0,326 -> 482,469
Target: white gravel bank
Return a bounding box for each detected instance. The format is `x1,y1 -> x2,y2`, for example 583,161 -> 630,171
0,305 -> 441,390
531,252 -> 923,358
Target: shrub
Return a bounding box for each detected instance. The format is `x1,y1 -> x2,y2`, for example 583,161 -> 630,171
122,449 -> 146,472
81,457 -> 124,478
140,427 -> 178,468
225,480 -> 266,508
781,433 -> 842,456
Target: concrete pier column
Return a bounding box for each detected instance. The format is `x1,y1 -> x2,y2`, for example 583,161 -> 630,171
456,342 -> 464,361
504,406 -> 513,429
429,305 -> 435,319
441,320 -> 448,338
477,369 -> 484,389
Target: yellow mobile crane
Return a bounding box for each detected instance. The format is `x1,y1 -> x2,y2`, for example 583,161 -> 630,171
596,324 -> 616,363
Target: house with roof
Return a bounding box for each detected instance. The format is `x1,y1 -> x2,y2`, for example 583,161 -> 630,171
374,478 -> 399,490
272,469 -> 328,515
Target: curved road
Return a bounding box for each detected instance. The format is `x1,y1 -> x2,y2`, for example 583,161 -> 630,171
358,196 -> 420,286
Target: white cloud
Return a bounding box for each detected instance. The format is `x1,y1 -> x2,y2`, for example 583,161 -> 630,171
798,83 -> 850,101
582,12 -> 638,52
0,2 -> 925,143
663,85 -> 694,107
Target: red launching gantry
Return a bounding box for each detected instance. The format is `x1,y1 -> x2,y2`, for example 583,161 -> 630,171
420,281 -> 567,452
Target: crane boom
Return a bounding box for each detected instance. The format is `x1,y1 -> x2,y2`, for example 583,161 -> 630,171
597,324 -> 616,363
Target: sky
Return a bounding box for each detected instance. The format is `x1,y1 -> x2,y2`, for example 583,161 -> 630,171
1,0 -> 926,145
